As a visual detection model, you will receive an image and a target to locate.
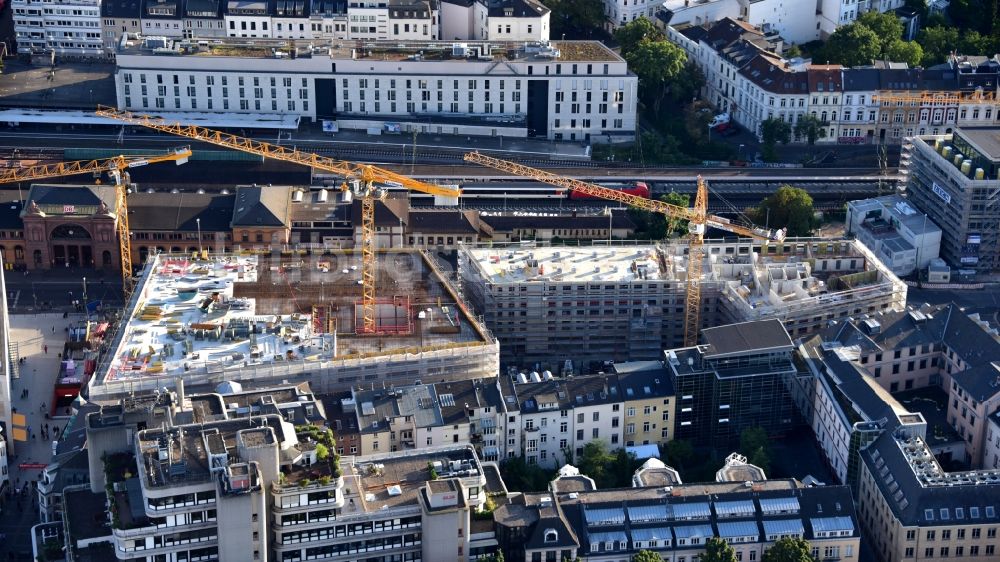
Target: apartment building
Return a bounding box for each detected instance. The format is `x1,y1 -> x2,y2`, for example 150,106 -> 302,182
816,0 -> 904,38
113,37 -> 637,142
73,381 -> 503,561
603,0 -> 660,30
514,374 -> 623,468
615,361 -> 676,447
985,411 -> 1000,469
846,195 -> 942,276
101,0 -> 143,53
495,475 -> 861,562
666,319 -> 800,447
903,128 -> 1000,271
13,0 -> 103,56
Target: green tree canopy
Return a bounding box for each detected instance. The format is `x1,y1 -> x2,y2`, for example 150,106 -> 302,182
761,537 -> 815,562
855,11 -> 904,55
699,537 -> 739,562
885,39 -> 924,68
543,0 -> 606,39
916,25 -> 960,66
760,118 -> 791,161
793,114 -> 828,145
614,17 -> 664,54
661,192 -> 691,236
664,439 -> 695,469
632,550 -> 664,562
755,185 -> 816,237
623,39 -> 687,113
822,24 -> 881,67
576,441 -> 640,488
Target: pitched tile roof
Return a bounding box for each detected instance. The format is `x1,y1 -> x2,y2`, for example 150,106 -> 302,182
230,185 -> 292,228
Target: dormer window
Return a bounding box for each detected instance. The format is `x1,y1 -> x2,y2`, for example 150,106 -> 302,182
544,529 -> 558,543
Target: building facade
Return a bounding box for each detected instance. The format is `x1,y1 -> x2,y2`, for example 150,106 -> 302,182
903,129 -> 1000,271
846,195 -> 942,276
113,37 -> 637,142
666,320 -> 800,447
13,0 -> 103,56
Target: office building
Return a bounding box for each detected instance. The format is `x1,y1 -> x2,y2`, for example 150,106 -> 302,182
665,319 -> 800,447
13,0 -> 103,56
903,129 -> 1000,271
113,36 -> 638,142
846,195 -> 942,276
461,239 -> 906,370
87,250 -> 497,401
495,473 -> 861,562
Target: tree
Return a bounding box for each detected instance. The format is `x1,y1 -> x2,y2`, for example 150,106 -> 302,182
961,30 -> 999,57
664,439 -> 695,469
885,39 -> 924,68
614,17 -> 664,54
684,101 -> 715,144
661,192 -> 691,236
821,24 -> 881,67
739,427 -> 769,456
855,11 -> 904,55
476,551 -> 505,562
761,537 -> 816,562
760,118 -> 791,161
793,114 -> 828,145
576,440 -> 639,488
784,44 -> 802,58
755,185 -> 816,237
315,443 -> 330,460
916,26 -> 960,66
543,0 -> 606,39
623,39 -> 687,113
699,537 -> 739,562
632,550 -> 664,562
670,63 -> 706,105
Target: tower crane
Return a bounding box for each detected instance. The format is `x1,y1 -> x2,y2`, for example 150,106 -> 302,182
95,106 -> 460,334
2,147 -> 192,298
462,151 -> 784,347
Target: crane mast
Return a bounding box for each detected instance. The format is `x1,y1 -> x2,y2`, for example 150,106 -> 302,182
462,151 -> 782,347
96,106 -> 459,333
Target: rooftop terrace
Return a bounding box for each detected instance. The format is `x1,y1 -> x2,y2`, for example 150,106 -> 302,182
94,251 -> 489,395
339,446 -> 484,515
119,37 -> 622,63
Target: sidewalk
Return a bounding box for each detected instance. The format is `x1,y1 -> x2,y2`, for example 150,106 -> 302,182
0,313 -> 81,557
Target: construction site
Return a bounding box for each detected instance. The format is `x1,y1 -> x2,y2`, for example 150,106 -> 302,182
87,250 -> 498,401
460,238 -> 907,370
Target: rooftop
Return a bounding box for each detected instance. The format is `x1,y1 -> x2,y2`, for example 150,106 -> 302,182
94,251 -> 489,392
119,37 -> 622,63
956,127 -> 1000,162
702,319 -> 793,359
466,246 -> 663,283
339,446 -> 484,514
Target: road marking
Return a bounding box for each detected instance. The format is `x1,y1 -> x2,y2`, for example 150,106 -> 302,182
7,290 -> 19,308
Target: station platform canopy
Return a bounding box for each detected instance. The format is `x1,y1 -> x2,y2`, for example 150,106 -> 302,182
0,108 -> 300,130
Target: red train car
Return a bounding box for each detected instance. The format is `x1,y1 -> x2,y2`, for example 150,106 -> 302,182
569,181 -> 650,200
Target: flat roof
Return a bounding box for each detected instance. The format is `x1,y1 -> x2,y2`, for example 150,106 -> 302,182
957,127 -> 1000,161
702,319 -> 793,358
96,251 -> 488,390
340,446 -> 481,513
119,37 -> 623,62
467,246 -> 664,283
0,108 -> 299,129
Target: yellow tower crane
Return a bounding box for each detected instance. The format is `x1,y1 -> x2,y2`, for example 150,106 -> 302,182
1,146 -> 192,298
95,106 -> 460,334
463,151 -> 784,347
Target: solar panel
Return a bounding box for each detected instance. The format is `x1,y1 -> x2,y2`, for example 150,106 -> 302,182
714,500 -> 756,518
438,393 -> 455,407
717,520 -> 760,539
758,497 -> 800,514
673,502 -> 711,520
763,519 -> 805,537
585,507 -> 626,526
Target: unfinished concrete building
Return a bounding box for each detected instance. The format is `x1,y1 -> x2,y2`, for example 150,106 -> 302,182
88,250 -> 498,400
460,239 -> 906,371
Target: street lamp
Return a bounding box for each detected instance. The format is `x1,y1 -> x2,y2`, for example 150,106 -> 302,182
196,218 -> 203,256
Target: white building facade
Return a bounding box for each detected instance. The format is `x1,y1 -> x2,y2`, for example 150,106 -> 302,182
13,0 -> 103,56
113,38 -> 638,142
